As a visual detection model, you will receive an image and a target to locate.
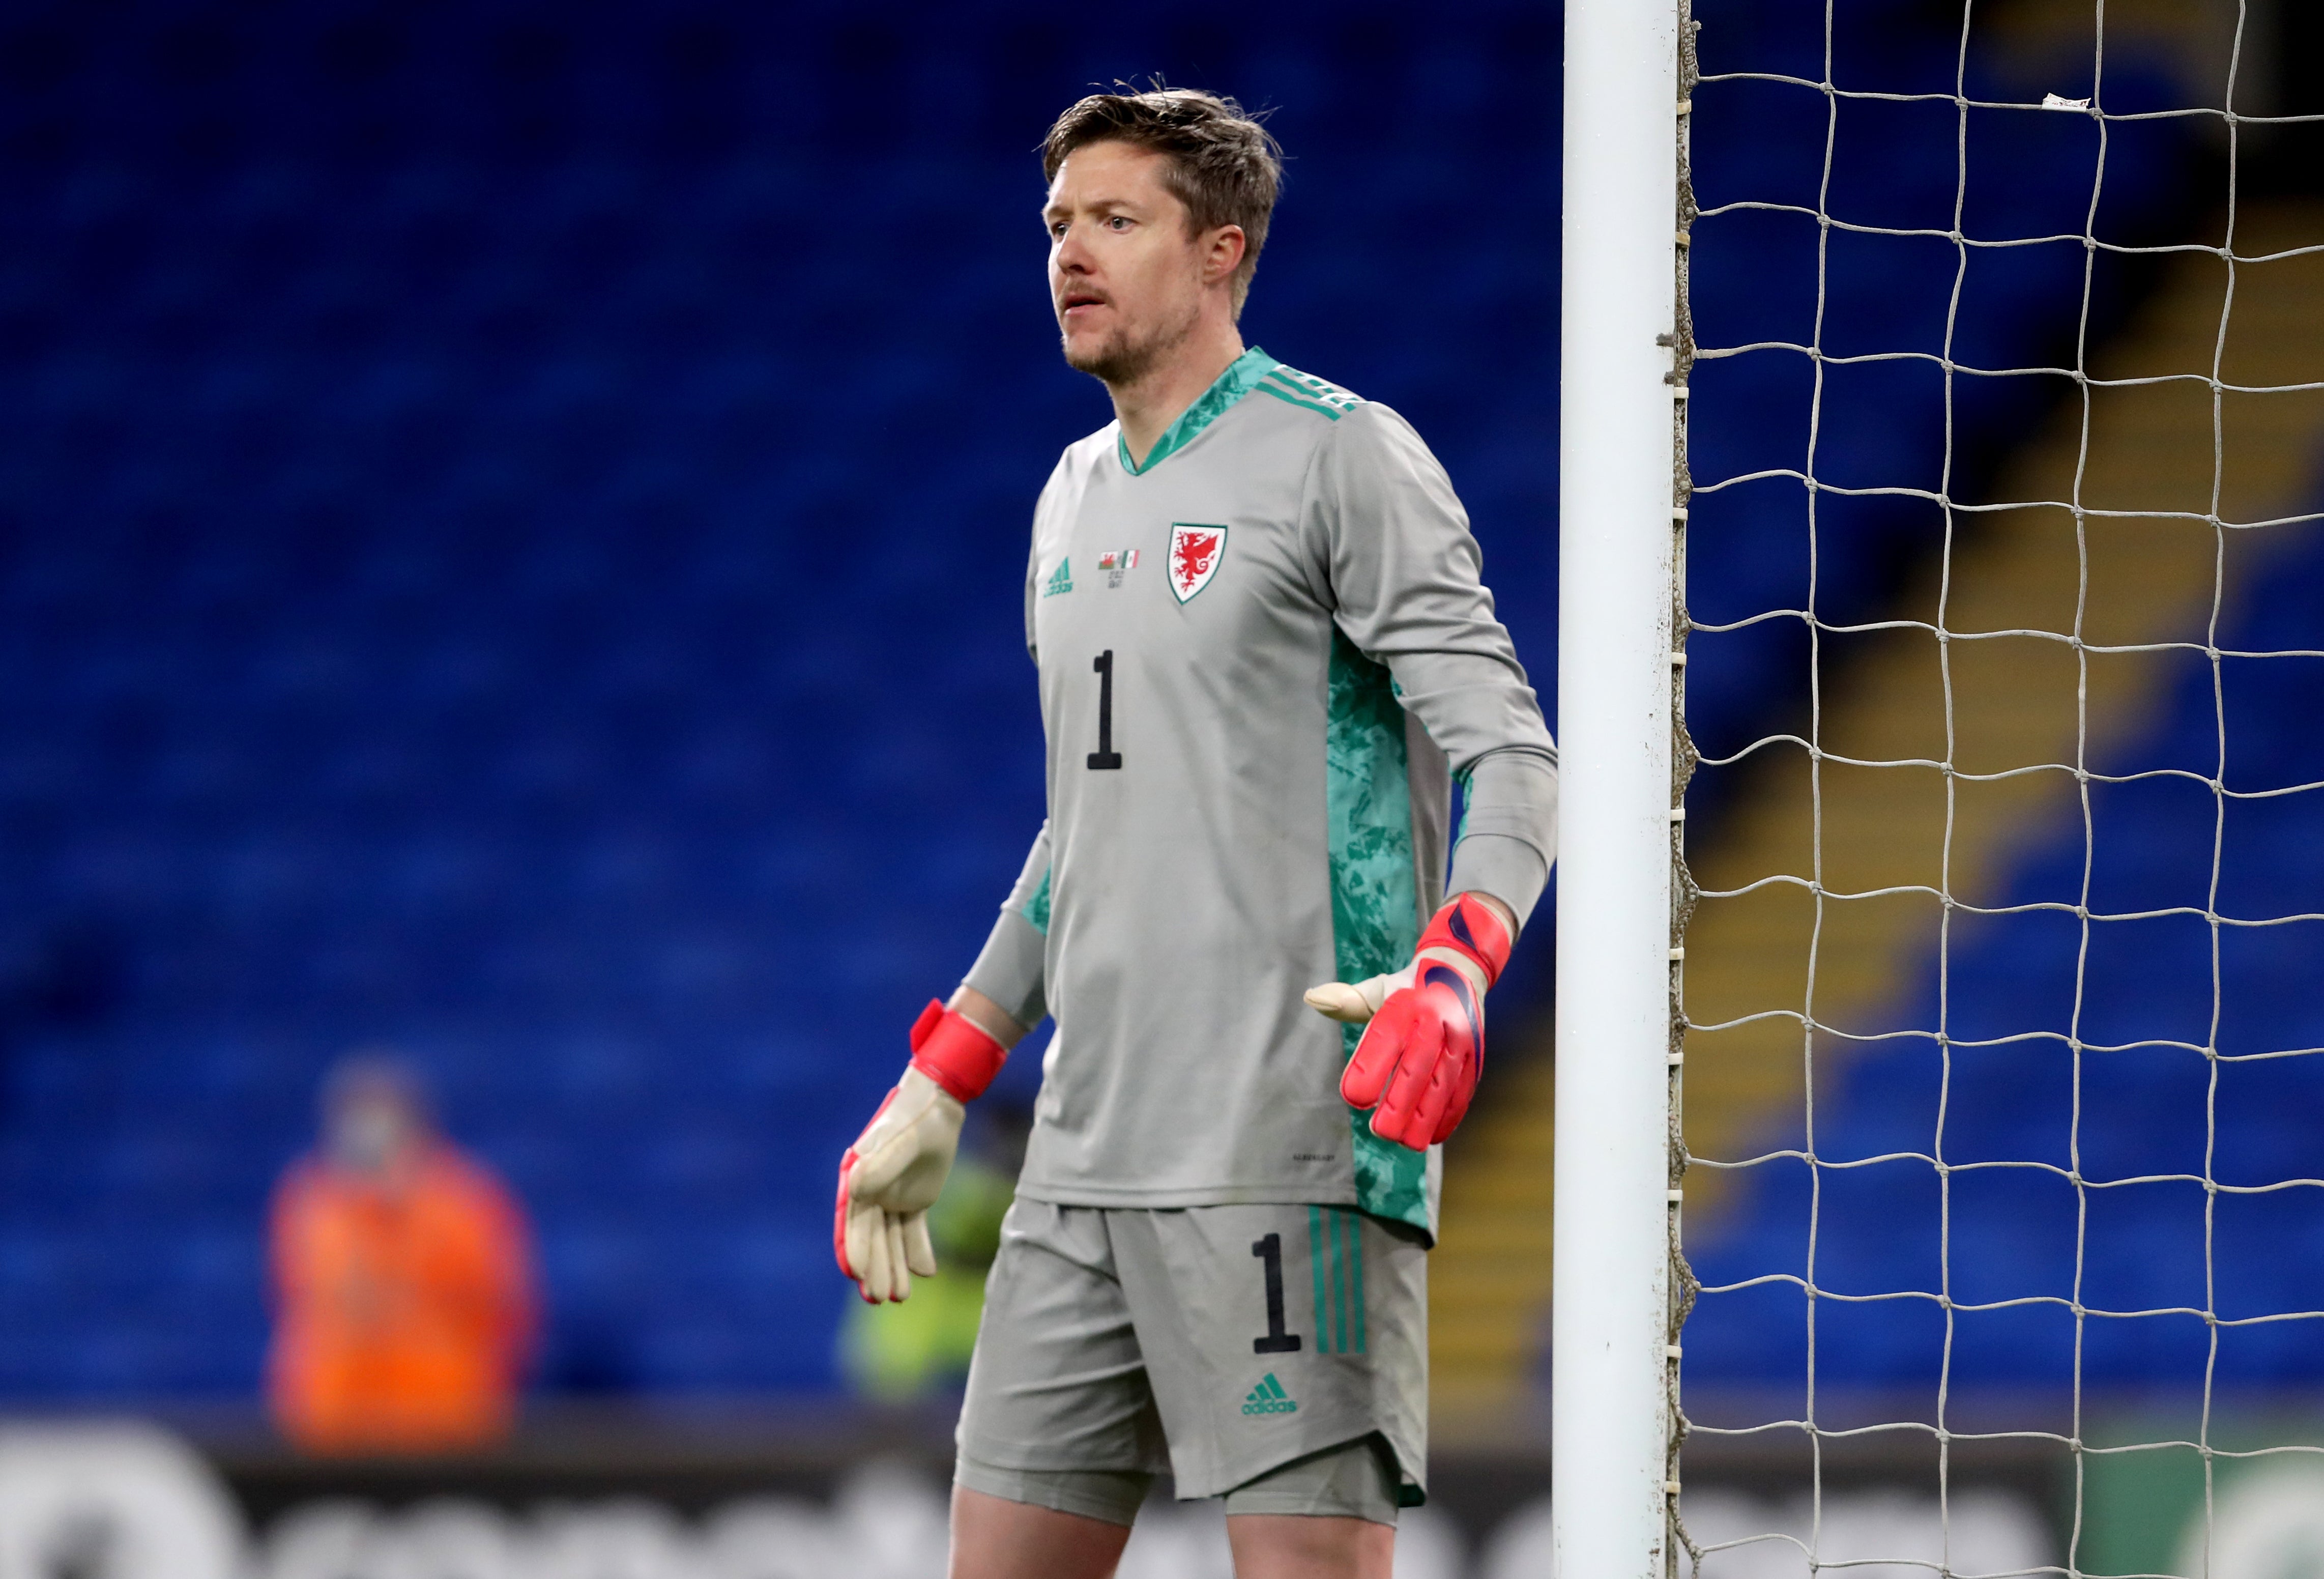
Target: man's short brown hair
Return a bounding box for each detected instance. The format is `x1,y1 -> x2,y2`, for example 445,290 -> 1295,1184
1042,88 -> 1284,319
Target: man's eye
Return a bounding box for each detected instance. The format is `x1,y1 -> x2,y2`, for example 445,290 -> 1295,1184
1108,216 -> 1131,231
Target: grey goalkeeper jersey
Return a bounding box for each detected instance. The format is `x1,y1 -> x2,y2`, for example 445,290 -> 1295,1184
963,348 -> 1557,1238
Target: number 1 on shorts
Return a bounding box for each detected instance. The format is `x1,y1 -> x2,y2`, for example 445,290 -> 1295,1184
1251,1232 -> 1303,1354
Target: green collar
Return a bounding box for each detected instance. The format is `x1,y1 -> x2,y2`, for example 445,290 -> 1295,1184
1116,346 -> 1282,476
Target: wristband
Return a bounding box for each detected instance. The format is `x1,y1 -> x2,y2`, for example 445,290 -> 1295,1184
1417,893 -> 1514,989
907,999 -> 1007,1103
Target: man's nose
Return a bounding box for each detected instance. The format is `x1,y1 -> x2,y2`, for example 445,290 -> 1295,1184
1053,221 -> 1095,272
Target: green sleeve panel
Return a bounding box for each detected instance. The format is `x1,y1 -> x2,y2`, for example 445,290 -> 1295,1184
1326,630 -> 1431,1232
1021,866 -> 1053,934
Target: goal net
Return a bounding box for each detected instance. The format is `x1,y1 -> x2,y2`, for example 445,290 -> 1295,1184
1660,0 -> 2324,1575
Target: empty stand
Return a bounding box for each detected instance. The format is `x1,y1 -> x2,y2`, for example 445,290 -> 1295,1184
0,2 -> 1566,1399
1680,202 -> 2324,1390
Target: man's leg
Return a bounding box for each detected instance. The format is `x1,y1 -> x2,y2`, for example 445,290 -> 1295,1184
949,1484 -> 1135,1579
1218,1434 -> 1401,1579
1224,1512 -> 1395,1579
952,1201 -> 1166,1577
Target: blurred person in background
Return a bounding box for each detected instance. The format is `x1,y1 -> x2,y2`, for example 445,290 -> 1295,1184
266,1053 -> 538,1454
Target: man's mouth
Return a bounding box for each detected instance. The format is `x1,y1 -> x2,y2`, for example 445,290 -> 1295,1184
1059,291 -> 1108,317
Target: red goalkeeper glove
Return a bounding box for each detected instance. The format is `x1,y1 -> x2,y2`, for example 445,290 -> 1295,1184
833,999 -> 1007,1304
1304,893 -> 1514,1150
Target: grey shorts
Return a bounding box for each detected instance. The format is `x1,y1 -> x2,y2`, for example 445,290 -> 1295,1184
954,1198 -> 1429,1512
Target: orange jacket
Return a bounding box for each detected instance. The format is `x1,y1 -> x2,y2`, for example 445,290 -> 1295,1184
267,1143 -> 537,1454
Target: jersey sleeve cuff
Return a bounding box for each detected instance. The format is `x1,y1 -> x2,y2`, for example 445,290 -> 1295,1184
1447,832 -> 1551,929
963,907 -> 1049,1030
1457,750 -> 1558,857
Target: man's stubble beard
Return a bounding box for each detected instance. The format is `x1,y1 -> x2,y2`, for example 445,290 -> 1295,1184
1060,297 -> 1200,388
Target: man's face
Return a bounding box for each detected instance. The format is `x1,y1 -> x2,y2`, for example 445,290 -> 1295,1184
1044,141 -> 1228,385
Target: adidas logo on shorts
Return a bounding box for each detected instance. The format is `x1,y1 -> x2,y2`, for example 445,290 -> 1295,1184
1241,1373 -> 1298,1416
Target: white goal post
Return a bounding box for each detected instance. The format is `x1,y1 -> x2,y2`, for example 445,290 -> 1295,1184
1553,1 -> 1687,1576
1553,0 -> 2324,1574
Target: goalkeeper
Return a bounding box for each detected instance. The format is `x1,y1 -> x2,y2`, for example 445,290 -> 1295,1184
835,86 -> 1557,1579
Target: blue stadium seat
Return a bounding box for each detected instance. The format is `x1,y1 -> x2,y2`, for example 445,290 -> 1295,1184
1689,525 -> 2324,1388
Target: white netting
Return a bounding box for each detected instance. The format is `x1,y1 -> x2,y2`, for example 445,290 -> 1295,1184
1673,2 -> 2324,1575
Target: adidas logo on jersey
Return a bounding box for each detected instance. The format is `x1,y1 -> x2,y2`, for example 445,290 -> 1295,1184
1041,558 -> 1073,597
1241,1373 -> 1298,1416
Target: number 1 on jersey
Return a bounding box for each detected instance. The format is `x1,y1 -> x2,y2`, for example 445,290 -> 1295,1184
1087,650 -> 1124,770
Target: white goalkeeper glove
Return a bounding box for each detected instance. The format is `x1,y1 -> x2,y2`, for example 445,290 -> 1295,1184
833,999 -> 1006,1304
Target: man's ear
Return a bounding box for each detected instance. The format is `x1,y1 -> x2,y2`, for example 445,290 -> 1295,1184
1202,225 -> 1248,289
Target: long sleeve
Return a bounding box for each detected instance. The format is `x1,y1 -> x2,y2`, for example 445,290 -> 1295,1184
965,457 -> 1072,1031
962,820 -> 1053,1029
1311,403 -> 1559,926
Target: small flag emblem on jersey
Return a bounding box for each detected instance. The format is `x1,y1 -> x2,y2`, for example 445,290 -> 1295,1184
1241,1373 -> 1298,1416
1168,524 -> 1227,604
1097,550 -> 1139,571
